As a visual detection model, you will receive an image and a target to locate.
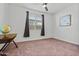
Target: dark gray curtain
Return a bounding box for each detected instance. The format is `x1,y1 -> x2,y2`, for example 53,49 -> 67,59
41,14 -> 45,36
24,11 -> 30,37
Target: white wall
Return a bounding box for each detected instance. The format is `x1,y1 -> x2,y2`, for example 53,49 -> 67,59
5,4 -> 55,42
0,4 -> 8,34
2,3 -> 79,45
54,4 -> 79,45
0,4 -> 6,25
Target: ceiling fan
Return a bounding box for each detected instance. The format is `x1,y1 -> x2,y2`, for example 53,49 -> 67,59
42,3 -> 48,11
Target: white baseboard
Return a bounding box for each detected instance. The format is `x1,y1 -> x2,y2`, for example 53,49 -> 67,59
53,37 -> 79,45
15,36 -> 52,43
14,36 -> 79,45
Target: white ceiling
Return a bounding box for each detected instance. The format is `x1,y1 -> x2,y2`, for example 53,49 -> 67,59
12,3 -> 75,14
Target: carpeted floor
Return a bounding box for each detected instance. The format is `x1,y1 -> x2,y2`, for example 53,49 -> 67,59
3,38 -> 79,56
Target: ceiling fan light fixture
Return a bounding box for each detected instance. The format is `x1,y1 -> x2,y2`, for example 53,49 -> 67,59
42,4 -> 47,8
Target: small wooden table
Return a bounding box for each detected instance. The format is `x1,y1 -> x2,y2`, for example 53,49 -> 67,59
0,33 -> 18,56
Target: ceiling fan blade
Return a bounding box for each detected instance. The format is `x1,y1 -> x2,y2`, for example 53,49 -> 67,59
45,7 -> 48,11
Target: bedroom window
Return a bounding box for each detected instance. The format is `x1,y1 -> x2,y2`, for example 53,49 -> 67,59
29,13 -> 42,30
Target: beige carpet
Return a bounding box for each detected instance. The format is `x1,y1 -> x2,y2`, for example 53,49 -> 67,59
3,38 -> 79,56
